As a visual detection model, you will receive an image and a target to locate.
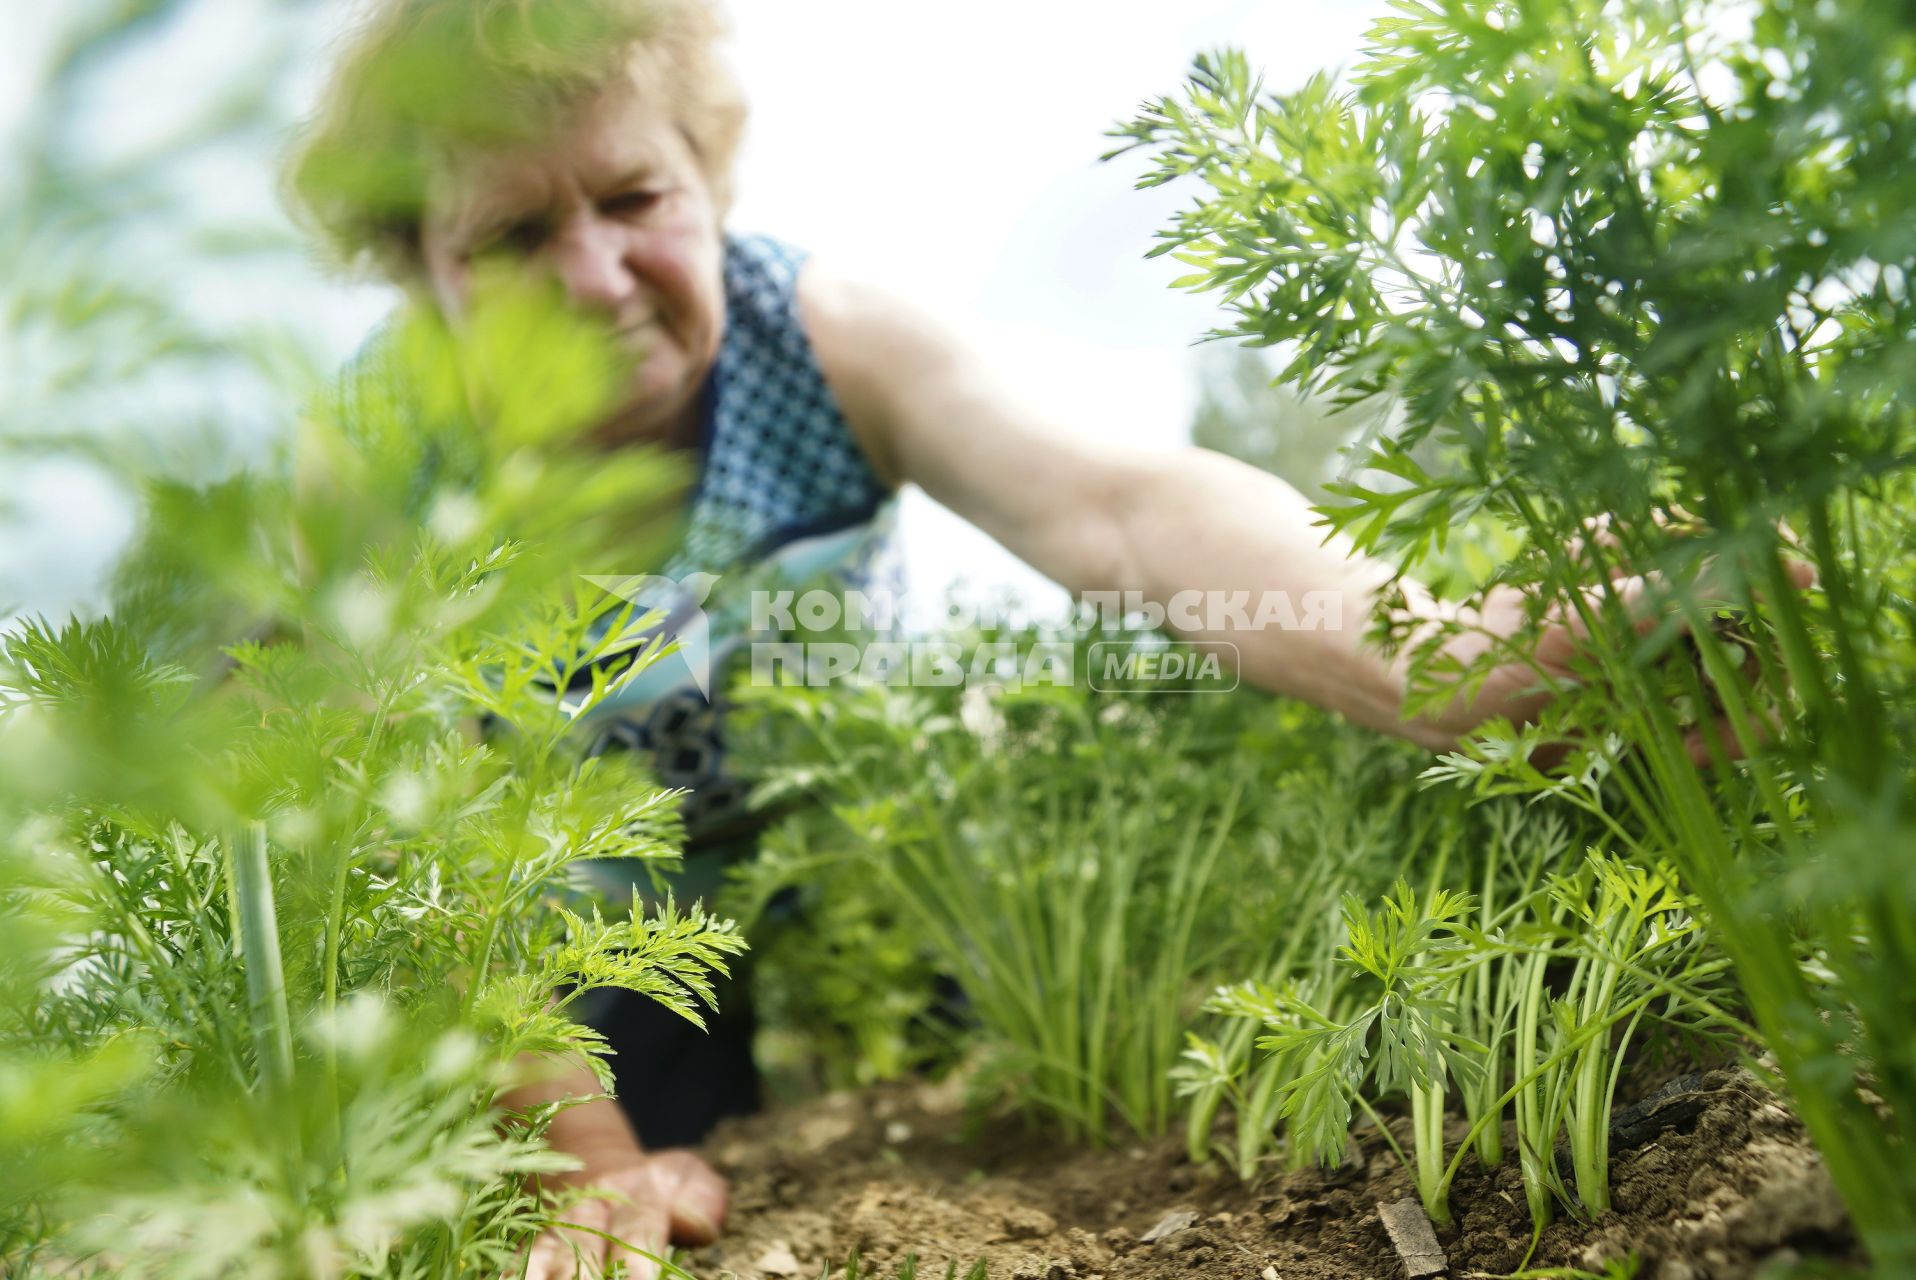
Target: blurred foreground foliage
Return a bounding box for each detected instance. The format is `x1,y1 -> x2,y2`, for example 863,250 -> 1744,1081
1,0 -> 350,624
1,267 -> 745,1275
1,9 -> 743,1270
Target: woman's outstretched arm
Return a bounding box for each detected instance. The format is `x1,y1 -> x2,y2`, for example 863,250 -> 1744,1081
798,260 -> 1502,750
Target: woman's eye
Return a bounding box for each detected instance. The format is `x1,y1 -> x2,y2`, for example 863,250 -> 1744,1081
498,219 -> 546,252
603,190 -> 662,218
467,220 -> 545,259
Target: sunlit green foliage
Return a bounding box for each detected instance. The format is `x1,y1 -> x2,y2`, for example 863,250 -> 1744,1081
1116,0 -> 1916,1265
1,0 -> 338,507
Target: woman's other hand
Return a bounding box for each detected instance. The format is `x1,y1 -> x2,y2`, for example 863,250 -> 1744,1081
523,1146 -> 728,1280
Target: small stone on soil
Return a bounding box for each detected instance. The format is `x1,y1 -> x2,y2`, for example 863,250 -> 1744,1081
997,1205 -> 1058,1241
1139,1209 -> 1199,1243
1377,1197 -> 1447,1278
794,1111 -> 858,1151
752,1242 -> 803,1277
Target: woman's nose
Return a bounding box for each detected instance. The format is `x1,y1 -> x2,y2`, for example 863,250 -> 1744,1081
546,214 -> 635,312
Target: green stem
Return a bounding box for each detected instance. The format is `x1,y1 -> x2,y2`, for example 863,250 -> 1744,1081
1411,1078 -> 1451,1226
228,820 -> 307,1250
1512,939 -> 1556,1230
231,822 -> 295,1101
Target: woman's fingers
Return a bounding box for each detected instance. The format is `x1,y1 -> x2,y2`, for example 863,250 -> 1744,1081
1683,701 -> 1786,768
523,1197 -> 609,1280
601,1196 -> 673,1280
513,1152 -> 729,1280
1565,507 -> 1688,570
649,1150 -> 729,1245
1465,516 -> 1817,771
1566,511 -> 1815,603
1529,573 -> 1658,671
1564,512 -> 1623,566
1685,715 -> 1750,769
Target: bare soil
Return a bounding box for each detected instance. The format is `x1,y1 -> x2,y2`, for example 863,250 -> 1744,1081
690,1068 -> 1860,1280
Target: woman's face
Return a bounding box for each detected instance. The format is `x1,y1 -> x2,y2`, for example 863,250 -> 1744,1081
420,83 -> 726,446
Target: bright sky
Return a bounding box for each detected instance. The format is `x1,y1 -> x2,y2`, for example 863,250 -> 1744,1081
723,0 -> 1389,612
2,0 -> 1392,622
726,0 -> 1379,302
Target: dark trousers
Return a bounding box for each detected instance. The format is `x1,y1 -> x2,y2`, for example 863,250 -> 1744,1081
576,964 -> 762,1148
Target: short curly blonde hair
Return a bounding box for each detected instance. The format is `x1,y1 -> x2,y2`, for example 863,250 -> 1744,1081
286,0 -> 746,280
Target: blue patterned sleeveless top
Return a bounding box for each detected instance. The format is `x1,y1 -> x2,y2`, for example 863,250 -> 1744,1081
577,233 -> 900,839
671,234 -> 896,573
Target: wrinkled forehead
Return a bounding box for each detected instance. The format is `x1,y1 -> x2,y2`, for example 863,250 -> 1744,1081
423,80 -> 695,237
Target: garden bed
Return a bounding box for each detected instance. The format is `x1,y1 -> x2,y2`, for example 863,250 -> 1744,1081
692,1067 -> 1855,1280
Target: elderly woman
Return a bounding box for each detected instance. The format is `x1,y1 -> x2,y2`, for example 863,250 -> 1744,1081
288,1 -> 1608,1275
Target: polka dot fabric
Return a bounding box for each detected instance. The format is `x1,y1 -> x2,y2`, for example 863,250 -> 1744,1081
670,232 -> 894,575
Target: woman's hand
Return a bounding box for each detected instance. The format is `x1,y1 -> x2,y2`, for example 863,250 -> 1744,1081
505,1058 -> 729,1280
1434,550 -> 1818,767
523,1147 -> 728,1280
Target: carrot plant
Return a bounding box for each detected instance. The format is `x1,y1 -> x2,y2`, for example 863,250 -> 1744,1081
1209,879 -> 1478,1224
724,810 -> 956,1093
1197,817 -> 1731,1233
0,282 -> 744,1276
1543,855 -> 1713,1219
1115,0 -> 1916,1263
1449,804 -> 1555,1176
732,633 -> 1317,1146
1173,728 -> 1462,1181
